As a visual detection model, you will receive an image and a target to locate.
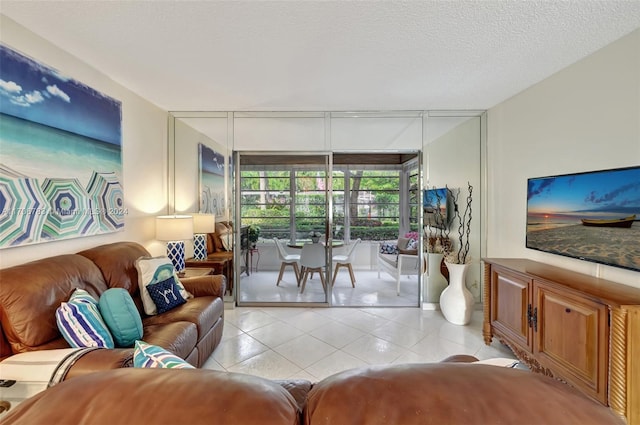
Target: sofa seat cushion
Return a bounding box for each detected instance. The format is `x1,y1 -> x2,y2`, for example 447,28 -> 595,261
1,368 -> 301,425
304,363 -> 623,425
143,296 -> 223,340
378,253 -> 397,268
141,321 -> 197,360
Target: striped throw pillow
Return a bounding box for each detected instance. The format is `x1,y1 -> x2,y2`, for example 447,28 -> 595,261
55,288 -> 115,349
133,340 -> 194,369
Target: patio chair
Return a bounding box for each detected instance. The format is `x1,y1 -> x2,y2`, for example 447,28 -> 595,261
299,243 -> 327,294
331,238 -> 361,287
274,238 -> 301,286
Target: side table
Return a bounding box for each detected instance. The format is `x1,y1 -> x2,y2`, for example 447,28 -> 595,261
179,268 -> 214,278
181,259 -> 233,295
249,247 -> 260,273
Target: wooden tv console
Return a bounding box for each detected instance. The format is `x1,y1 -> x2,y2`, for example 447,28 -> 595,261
483,258 -> 640,424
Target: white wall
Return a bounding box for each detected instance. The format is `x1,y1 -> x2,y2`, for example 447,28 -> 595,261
0,16 -> 169,268
424,117 -> 482,300
487,28 -> 640,288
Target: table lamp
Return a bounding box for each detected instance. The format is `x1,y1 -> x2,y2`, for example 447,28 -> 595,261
192,213 -> 215,260
156,215 -> 194,273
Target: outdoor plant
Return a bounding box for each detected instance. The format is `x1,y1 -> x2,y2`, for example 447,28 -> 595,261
247,224 -> 261,246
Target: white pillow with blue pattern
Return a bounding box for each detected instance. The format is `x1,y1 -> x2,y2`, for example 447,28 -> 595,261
55,288 -> 115,349
133,340 -> 194,369
135,256 -> 192,316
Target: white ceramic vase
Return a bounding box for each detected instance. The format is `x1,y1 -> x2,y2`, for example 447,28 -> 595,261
425,253 -> 448,303
440,262 -> 474,325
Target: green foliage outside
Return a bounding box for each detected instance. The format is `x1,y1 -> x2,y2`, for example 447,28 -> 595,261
240,169 -> 411,242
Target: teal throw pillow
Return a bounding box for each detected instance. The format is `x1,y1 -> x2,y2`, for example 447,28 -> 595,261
56,288 -> 115,349
99,288 -> 144,347
133,340 -> 194,369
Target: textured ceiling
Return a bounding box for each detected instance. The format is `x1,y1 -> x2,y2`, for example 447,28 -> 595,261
2,1 -> 640,112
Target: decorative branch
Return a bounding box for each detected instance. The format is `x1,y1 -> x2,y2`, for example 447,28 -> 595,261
445,183 -> 473,264
461,183 -> 473,264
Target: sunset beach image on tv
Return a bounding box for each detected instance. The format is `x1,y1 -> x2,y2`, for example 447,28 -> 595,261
526,166 -> 640,272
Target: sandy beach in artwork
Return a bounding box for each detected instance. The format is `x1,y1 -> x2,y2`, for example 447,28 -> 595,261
527,223 -> 640,270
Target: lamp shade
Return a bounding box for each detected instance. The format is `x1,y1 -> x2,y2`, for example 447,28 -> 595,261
192,213 -> 216,234
155,215 -> 194,241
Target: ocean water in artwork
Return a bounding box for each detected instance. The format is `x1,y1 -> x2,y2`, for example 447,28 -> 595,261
0,113 -> 123,246
1,113 -> 121,183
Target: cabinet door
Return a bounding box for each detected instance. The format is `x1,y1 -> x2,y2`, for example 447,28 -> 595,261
533,281 -> 608,404
490,267 -> 532,351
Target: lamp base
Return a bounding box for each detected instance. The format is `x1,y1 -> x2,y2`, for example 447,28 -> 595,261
166,241 -> 186,272
193,234 -> 207,260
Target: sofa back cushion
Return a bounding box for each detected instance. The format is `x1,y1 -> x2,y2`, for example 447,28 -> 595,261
0,254 -> 108,357
304,363 -> 623,425
1,368 -> 302,425
206,221 -> 233,254
77,242 -> 150,295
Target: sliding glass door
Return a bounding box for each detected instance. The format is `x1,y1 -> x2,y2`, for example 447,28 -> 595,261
236,152 -> 332,306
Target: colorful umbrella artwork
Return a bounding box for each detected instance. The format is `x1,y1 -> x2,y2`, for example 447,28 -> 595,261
0,164 -> 50,246
41,177 -> 98,239
86,171 -> 124,232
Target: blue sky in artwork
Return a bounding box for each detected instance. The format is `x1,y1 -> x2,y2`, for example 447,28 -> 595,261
527,167 -> 640,215
199,143 -> 225,176
0,45 -> 121,145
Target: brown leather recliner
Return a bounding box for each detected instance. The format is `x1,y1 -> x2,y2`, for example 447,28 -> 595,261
0,360 -> 624,425
0,241 -> 225,375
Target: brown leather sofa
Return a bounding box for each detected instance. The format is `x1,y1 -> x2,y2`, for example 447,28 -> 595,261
185,221 -> 236,292
0,241 -> 225,372
1,358 -> 623,425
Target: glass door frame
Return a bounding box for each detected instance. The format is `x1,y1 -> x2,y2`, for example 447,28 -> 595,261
235,150 -> 333,307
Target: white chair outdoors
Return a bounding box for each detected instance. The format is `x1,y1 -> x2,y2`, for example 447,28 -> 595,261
299,243 -> 327,294
274,238 -> 300,286
331,238 -> 361,287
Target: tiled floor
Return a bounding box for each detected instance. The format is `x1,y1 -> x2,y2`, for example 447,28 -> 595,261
202,306 -> 516,382
236,270 -> 420,306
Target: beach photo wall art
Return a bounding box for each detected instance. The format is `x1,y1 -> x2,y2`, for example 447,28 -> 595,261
526,166 -> 640,272
0,44 -> 124,248
198,143 -> 225,217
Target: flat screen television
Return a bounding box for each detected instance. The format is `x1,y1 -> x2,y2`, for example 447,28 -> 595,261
526,165 -> 640,272
423,188 -> 451,229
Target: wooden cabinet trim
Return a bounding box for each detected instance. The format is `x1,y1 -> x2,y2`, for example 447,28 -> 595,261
483,258 -> 640,306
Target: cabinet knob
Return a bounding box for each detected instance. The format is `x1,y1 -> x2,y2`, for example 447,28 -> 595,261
565,308 -> 571,313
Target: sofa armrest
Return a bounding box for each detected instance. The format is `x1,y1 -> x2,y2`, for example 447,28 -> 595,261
180,275 -> 226,298
63,348 -> 134,381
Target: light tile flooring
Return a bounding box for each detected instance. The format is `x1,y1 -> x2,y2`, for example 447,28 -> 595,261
202,306 -> 516,382
235,270 -> 420,306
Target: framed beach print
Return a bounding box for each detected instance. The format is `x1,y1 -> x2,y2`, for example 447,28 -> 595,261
0,44 -> 123,248
198,143 -> 225,217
